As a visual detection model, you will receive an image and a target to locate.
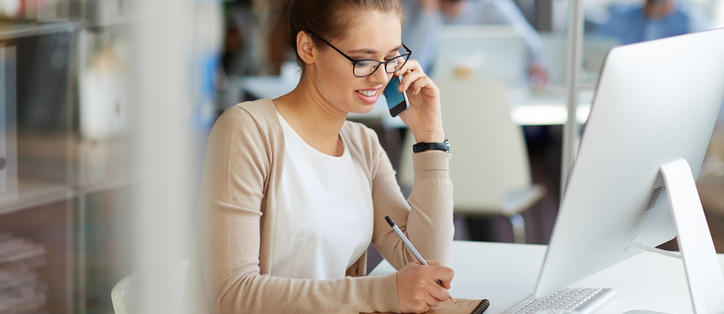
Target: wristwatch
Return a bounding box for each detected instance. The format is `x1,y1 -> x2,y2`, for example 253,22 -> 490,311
413,139 -> 450,153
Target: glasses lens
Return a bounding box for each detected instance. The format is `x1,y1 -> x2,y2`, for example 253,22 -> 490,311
385,55 -> 409,73
354,60 -> 379,77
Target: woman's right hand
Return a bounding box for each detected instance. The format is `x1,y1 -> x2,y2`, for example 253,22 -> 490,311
395,261 -> 454,313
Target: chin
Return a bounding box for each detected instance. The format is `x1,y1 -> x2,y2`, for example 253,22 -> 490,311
347,101 -> 377,115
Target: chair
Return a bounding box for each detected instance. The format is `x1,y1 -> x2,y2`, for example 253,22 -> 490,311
111,274 -> 134,314
398,78 -> 544,243
111,259 -> 189,314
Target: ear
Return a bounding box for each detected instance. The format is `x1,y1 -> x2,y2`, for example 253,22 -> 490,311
296,31 -> 316,65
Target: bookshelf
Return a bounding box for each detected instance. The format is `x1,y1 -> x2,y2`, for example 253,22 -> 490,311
0,17 -> 78,313
0,3 -> 133,311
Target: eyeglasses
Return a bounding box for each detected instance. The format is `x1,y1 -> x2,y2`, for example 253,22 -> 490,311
308,31 -> 412,78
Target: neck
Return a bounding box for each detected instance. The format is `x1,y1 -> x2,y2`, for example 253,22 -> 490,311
274,71 -> 346,156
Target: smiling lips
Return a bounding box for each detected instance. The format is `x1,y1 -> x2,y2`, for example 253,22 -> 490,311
356,87 -> 381,104
355,87 -> 381,105
357,89 -> 377,97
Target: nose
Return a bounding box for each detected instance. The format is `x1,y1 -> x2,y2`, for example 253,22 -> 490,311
369,64 -> 390,85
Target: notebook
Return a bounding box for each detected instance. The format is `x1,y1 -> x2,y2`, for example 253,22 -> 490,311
364,298 -> 489,314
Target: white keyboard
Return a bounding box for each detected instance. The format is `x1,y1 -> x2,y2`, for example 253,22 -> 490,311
504,288 -> 616,313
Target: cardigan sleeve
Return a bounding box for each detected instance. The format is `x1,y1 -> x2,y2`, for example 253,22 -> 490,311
200,106 -> 401,314
368,128 -> 455,270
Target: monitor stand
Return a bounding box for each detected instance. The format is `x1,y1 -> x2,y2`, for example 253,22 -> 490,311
660,158 -> 724,313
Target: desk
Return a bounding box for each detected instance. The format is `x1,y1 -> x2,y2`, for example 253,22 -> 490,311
370,241 -> 724,314
241,76 -> 592,127
508,87 -> 592,126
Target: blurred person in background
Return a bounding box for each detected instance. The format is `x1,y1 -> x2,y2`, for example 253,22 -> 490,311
221,0 -> 283,76
221,0 -> 256,76
219,0 -> 293,112
402,0 -> 548,84
594,0 -> 709,44
189,0 -> 457,313
221,0 -> 294,77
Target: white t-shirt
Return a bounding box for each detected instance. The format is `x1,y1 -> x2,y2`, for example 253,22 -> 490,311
270,112 -> 374,280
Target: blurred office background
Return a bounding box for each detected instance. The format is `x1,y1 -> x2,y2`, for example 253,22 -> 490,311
0,0 -> 722,313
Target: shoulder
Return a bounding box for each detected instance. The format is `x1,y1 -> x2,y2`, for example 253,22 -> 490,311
220,99 -> 277,125
341,120 -> 386,161
341,120 -> 381,148
212,99 -> 279,134
341,120 -> 386,178
208,99 -> 282,152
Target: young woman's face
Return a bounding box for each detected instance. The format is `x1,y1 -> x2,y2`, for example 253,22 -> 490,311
311,10 -> 403,114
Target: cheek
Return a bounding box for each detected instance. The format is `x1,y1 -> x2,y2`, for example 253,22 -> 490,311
317,60 -> 357,98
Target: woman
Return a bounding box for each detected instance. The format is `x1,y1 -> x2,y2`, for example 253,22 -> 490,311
195,0 -> 454,312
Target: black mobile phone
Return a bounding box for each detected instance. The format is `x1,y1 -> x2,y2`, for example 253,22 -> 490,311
383,76 -> 409,117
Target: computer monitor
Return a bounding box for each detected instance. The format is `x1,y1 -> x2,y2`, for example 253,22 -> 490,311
432,25 -> 527,85
539,33 -> 620,86
534,28 -> 724,309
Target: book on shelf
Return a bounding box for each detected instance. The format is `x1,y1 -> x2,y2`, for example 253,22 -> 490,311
0,233 -> 48,314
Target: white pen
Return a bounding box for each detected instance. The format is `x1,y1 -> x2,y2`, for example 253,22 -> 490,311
384,215 -> 456,303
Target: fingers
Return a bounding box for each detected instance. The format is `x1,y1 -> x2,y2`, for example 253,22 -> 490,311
395,59 -> 439,97
427,280 -> 451,302
421,262 -> 453,292
398,69 -> 426,94
419,283 -> 444,312
413,302 -> 431,313
423,292 -> 441,309
414,260 -> 454,288
395,58 -> 423,77
430,265 -> 454,288
396,261 -> 453,313
409,76 -> 437,96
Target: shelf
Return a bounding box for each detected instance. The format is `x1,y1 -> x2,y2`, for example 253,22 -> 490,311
0,20 -> 82,40
79,177 -> 132,194
77,137 -> 132,194
0,179 -> 74,216
85,15 -> 137,30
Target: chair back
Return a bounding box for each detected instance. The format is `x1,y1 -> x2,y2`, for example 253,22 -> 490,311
111,259 -> 189,314
399,79 -> 532,213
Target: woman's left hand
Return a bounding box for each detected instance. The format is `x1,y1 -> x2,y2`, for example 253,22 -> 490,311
395,59 -> 445,143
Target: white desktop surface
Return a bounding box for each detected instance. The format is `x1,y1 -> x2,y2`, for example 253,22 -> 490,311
508,87 -> 592,126
241,76 -> 591,127
369,241 -> 724,314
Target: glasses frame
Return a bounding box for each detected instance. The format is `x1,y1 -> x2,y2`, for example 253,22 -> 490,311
307,31 -> 412,78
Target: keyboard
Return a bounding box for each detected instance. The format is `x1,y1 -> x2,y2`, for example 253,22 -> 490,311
503,288 -> 616,313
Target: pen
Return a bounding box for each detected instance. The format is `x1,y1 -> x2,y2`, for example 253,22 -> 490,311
384,216 -> 456,303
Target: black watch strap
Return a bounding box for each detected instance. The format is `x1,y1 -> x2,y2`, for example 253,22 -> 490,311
413,139 -> 450,153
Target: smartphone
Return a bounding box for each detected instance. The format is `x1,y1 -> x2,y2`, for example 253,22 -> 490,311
383,75 -> 409,117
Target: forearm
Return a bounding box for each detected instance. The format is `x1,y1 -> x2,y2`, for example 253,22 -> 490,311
371,150 -> 454,268
405,151 -> 454,264
204,200 -> 400,313
215,271 -> 399,313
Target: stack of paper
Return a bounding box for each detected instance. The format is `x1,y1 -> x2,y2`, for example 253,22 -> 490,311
0,234 -> 48,314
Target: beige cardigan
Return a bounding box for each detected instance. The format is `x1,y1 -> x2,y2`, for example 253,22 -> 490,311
190,99 -> 454,313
